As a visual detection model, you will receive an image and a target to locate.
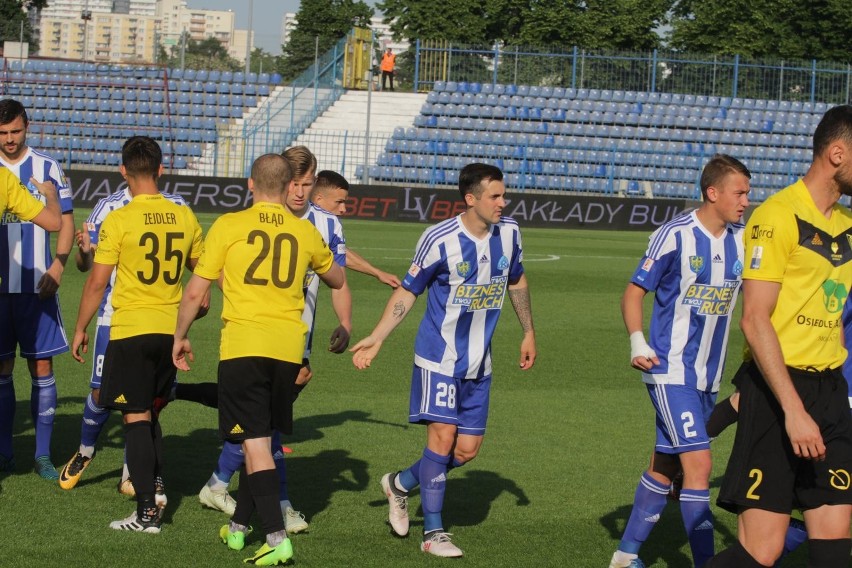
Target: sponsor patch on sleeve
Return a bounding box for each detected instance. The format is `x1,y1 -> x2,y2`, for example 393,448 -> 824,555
749,246 -> 763,270
641,257 -> 654,272
407,263 -> 421,278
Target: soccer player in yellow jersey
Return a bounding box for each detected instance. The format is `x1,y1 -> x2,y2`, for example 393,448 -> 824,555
71,136 -> 203,534
707,106 -> 852,567
173,153 -> 344,566
0,167 -> 61,232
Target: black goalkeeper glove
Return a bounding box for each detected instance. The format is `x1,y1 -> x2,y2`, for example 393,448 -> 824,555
329,325 -> 351,353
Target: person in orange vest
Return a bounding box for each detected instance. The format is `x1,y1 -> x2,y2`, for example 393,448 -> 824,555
381,47 -> 396,91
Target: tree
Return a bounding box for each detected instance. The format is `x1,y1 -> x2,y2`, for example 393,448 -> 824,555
167,36 -> 242,71
280,0 -> 373,81
249,48 -> 279,75
669,0 -> 852,63
0,0 -> 47,51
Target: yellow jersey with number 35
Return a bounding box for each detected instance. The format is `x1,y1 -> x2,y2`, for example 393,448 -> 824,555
193,202 -> 335,363
743,180 -> 852,370
95,193 -> 203,340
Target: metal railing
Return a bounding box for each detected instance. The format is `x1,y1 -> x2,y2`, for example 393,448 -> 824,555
413,41 -> 852,105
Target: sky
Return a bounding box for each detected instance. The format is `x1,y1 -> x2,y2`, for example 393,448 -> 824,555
186,0 -> 380,54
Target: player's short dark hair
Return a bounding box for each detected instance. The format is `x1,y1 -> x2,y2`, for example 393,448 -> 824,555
251,153 -> 292,196
699,154 -> 750,200
812,105 -> 852,159
0,99 -> 28,126
121,136 -> 162,178
459,162 -> 504,199
282,145 -> 317,179
314,170 -> 349,196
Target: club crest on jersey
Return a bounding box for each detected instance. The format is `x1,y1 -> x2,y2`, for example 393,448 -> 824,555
497,255 -> 509,270
733,259 -> 743,275
689,255 -> 705,274
456,261 -> 472,278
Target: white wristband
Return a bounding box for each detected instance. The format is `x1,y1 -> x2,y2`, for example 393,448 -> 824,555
629,331 -> 656,361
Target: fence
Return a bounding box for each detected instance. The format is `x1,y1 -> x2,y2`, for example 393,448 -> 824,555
413,41 -> 852,105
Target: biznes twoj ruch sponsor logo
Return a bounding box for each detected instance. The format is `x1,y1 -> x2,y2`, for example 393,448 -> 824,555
681,281 -> 740,315
452,276 -> 508,311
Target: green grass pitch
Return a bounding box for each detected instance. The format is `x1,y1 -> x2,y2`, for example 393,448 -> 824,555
0,214 -> 800,567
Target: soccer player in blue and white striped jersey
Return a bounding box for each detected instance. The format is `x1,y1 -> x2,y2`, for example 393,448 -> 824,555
352,162 -> 536,558
610,155 -> 751,568
58,186 -> 187,492
0,99 -> 74,480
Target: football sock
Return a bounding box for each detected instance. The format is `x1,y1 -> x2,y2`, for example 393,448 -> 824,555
397,460 -> 419,491
79,392 -> 110,457
151,419 -> 163,477
174,382 -> 219,408
808,538 -> 852,568
679,488 -> 713,567
705,541 -> 771,567
779,518 -> 807,559
0,374 -> 15,459
248,469 -> 285,537
214,441 -> 244,486
124,420 -> 155,499
31,374 -> 56,459
271,431 -> 288,502
232,466 -> 255,526
706,396 -> 738,439
398,454 -> 466,492
618,472 -> 669,555
419,448 -> 451,533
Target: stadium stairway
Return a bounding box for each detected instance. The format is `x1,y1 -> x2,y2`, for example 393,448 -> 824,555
292,90 -> 427,181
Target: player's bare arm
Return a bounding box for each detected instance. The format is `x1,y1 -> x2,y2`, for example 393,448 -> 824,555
72,262 -> 113,363
38,211 -> 74,299
346,248 -> 401,288
329,274 -> 353,353
173,273 -> 214,371
508,275 -> 536,369
621,282 -> 660,371
740,278 -> 825,460
29,177 -> 61,231
74,223 -> 94,272
350,286 -> 417,369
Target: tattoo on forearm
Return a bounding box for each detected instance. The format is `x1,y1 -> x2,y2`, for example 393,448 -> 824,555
509,287 -> 534,333
392,300 -> 406,319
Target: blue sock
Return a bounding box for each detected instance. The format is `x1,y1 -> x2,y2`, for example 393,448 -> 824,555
618,472 -> 669,555
0,374 -> 14,459
398,459 -> 420,491
419,448 -> 451,534
779,518 -> 808,561
79,392 -> 110,455
31,374 -> 56,459
215,441 -> 244,485
399,456 -> 465,491
271,431 -> 288,501
679,488 -> 714,567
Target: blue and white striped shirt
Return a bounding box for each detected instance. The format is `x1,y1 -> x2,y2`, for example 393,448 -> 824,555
0,148 -> 73,294
402,215 -> 524,379
300,202 -> 346,358
631,211 -> 744,392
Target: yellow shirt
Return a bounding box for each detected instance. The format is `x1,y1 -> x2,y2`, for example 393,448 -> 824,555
193,202 -> 335,363
95,193 -> 203,339
0,167 -> 44,221
743,179 -> 852,369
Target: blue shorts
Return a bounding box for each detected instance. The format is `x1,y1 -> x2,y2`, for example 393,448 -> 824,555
647,383 -> 716,454
408,365 -> 491,436
89,323 -> 111,389
0,293 -> 69,360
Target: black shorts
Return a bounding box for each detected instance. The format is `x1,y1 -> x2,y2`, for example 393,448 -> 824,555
218,357 -> 300,442
99,334 -> 176,413
717,361 -> 852,514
